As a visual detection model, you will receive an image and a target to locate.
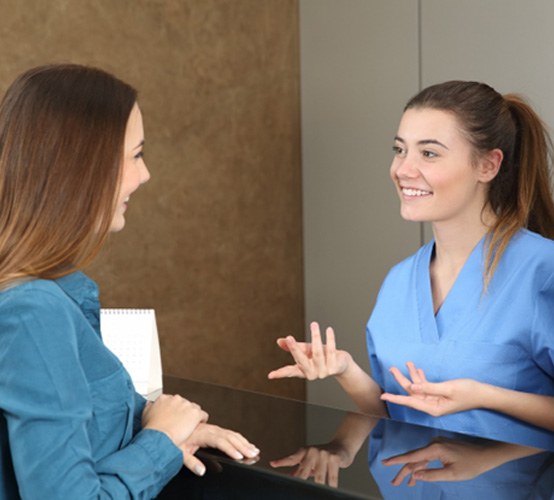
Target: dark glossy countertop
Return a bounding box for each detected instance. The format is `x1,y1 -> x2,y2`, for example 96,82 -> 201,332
157,376 -> 554,499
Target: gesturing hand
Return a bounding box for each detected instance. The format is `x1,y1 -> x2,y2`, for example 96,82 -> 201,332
380,361 -> 481,417
268,322 -> 351,381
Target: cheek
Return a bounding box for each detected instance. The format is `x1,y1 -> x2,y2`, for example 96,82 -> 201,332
389,161 -> 399,181
118,166 -> 139,196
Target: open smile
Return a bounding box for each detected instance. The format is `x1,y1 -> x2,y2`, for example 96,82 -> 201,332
401,187 -> 432,197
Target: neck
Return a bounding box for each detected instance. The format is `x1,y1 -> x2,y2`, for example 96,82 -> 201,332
431,208 -> 496,270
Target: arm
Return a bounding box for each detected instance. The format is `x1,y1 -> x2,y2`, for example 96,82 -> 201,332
1,290 -> 201,499
268,322 -> 387,416
381,362 -> 554,430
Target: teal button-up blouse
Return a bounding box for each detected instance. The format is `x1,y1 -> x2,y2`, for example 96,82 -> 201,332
0,272 -> 183,499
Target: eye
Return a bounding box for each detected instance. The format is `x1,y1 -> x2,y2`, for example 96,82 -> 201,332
134,150 -> 144,160
392,145 -> 405,156
422,150 -> 438,159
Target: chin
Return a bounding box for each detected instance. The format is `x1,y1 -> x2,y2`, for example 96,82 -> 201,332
400,210 -> 426,222
109,217 -> 126,233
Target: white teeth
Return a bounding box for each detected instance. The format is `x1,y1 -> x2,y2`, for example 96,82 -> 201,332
402,187 -> 431,197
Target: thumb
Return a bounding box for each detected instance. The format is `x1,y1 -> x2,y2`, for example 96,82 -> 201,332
276,337 -> 291,352
411,381 -> 450,396
412,466 -> 451,482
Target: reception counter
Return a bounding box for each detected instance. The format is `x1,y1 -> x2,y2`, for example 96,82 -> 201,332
157,376 -> 554,499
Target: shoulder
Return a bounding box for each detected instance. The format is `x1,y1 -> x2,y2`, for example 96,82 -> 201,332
383,240 -> 432,284
503,230 -> 554,274
510,229 -> 554,253
0,278 -> 76,312
0,279 -> 83,349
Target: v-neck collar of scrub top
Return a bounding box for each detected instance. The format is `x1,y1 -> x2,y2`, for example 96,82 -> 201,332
416,236 -> 486,342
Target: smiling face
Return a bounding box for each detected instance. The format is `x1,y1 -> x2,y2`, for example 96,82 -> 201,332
390,107 -> 498,229
110,103 -> 150,232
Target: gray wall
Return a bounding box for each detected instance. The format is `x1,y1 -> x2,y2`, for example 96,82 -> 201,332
301,0 -> 554,408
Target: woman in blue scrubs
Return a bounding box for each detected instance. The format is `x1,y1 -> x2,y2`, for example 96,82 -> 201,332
0,64 -> 258,499
269,81 -> 554,450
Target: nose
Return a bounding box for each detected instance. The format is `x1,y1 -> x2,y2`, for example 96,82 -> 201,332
392,154 -> 419,179
140,161 -> 151,184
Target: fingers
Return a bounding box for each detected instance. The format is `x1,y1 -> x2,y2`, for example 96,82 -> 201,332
310,323 -> 325,378
381,392 -> 444,416
269,323 -> 340,381
326,454 -> 340,488
406,361 -> 422,384
213,429 -> 260,460
286,335 -> 318,380
268,364 -> 306,380
182,451 -> 207,476
324,327 -> 337,376
270,448 -> 307,468
313,450 -> 328,484
382,447 -> 434,466
388,367 -> 414,393
294,447 -> 319,480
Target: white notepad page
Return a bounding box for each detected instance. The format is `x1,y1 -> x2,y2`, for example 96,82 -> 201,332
100,308 -> 163,399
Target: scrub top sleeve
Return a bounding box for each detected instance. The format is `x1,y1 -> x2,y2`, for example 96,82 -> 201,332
531,272 -> 554,378
366,322 -> 384,388
0,290 -> 181,499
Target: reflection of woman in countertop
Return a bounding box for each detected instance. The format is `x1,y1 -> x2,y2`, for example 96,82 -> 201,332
0,64 -> 258,499
269,81 -> 554,449
270,412 -> 554,497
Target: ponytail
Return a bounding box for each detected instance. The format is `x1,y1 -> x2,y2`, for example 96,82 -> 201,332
485,95 -> 554,285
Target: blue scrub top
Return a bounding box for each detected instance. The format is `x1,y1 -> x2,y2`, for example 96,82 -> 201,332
367,229 -> 554,449
0,272 -> 182,499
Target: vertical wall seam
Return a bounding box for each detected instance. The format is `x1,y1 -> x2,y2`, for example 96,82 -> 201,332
418,0 -> 425,246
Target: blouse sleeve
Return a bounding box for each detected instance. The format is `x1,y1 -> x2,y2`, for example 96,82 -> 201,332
0,288 -> 182,499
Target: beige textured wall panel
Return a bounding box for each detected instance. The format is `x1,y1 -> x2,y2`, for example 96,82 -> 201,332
0,0 -> 304,399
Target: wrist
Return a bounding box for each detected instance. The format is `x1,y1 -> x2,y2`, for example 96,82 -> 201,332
336,351 -> 355,379
474,381 -> 503,411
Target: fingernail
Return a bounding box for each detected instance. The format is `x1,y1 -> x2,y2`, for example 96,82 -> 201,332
195,464 -> 206,476
234,451 -> 244,459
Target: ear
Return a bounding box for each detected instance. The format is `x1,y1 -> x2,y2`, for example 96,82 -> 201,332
477,148 -> 503,183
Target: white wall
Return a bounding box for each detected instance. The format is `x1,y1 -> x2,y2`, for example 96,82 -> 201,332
301,0 -> 554,408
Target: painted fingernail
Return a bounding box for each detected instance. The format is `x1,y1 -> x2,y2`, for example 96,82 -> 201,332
195,464 -> 206,476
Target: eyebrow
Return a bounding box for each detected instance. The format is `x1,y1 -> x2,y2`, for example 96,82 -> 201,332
394,136 -> 449,150
133,139 -> 145,150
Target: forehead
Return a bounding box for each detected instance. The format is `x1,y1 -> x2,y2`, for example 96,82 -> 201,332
397,107 -> 467,145
124,103 -> 143,147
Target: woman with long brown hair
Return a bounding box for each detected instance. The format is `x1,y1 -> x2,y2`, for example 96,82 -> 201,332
0,64 -> 258,499
269,81 -> 554,451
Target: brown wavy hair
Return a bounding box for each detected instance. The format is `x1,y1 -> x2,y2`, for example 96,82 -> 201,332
0,64 -> 137,286
405,81 -> 554,286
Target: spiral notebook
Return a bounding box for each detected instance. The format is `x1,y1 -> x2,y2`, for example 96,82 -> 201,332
100,308 -> 163,399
